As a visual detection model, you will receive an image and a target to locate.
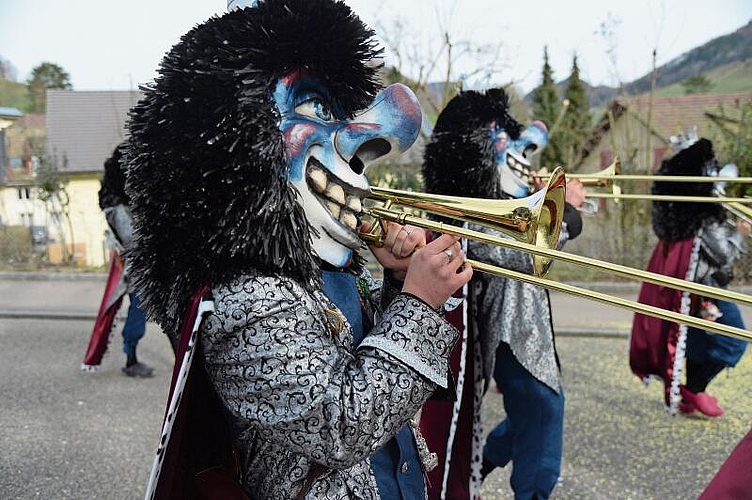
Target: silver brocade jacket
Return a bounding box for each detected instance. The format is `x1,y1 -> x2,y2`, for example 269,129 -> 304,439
200,271 -> 459,500
696,220 -> 748,289
468,222 -> 574,394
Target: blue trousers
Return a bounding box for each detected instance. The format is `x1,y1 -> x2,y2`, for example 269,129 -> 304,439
483,341 -> 564,500
122,292 -> 147,359
686,299 -> 747,392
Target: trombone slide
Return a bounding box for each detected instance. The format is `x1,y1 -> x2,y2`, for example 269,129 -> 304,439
469,259 -> 752,342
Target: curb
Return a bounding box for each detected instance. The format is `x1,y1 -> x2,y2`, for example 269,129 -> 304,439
0,272 -> 107,281
556,327 -> 629,338
0,310 -> 119,321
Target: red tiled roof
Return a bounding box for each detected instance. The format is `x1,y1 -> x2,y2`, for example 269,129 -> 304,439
577,92 -> 752,167
620,92 -> 752,139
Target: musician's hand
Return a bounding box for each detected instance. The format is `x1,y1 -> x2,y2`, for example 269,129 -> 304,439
737,219 -> 752,238
565,179 -> 587,208
362,220 -> 426,280
402,234 -> 473,309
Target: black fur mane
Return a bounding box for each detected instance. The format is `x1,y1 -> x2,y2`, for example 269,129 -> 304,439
422,88 -> 522,199
651,138 -> 725,242
124,0 -> 382,331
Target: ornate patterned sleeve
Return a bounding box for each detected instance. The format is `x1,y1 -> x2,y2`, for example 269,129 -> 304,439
200,274 -> 458,469
701,221 -> 748,268
700,221 -> 748,286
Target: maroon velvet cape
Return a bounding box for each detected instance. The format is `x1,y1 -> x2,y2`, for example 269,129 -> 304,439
82,251 -> 126,368
699,428 -> 752,499
629,237 -> 695,406
420,285 -> 481,500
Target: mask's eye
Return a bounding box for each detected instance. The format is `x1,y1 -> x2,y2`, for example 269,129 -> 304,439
295,98 -> 334,122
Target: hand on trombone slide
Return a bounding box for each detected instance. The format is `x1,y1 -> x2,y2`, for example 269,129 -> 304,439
736,219 -> 752,238
533,167 -> 590,213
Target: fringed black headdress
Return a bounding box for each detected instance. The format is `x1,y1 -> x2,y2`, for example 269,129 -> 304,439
124,0 -> 382,331
98,143 -> 128,210
651,138 -> 725,242
422,88 -> 522,199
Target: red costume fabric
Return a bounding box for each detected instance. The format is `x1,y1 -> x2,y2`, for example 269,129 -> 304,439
81,251 -> 126,368
421,291 -> 475,500
146,287 -> 240,500
629,237 -> 696,407
699,428 -> 752,499
420,274 -> 484,500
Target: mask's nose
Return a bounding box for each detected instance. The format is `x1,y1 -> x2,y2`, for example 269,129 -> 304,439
517,121 -> 549,159
334,83 -> 422,174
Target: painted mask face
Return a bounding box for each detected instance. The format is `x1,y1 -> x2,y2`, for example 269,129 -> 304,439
491,120 -> 549,199
274,69 -> 422,268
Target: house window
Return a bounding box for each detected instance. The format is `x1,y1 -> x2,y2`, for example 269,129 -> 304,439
17,187 -> 31,200
20,213 -> 33,227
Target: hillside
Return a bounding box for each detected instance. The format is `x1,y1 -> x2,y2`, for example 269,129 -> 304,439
626,20 -> 752,96
0,78 -> 30,111
527,19 -> 752,107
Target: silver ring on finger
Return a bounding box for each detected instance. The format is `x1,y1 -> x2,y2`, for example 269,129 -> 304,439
444,248 -> 454,262
401,226 -> 412,235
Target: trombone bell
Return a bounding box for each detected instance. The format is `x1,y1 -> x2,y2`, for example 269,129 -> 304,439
363,167 -> 567,276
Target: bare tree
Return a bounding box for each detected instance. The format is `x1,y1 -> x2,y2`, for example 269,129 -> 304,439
35,151 -> 76,264
375,0 -> 509,131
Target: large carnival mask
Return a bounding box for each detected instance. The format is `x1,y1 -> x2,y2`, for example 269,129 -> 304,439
492,120 -> 549,199
274,69 -> 422,267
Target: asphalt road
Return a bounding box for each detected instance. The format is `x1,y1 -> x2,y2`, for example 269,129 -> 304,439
1,275 -> 750,499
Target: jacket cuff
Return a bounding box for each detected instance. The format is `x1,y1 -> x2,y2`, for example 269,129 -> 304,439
359,293 -> 459,389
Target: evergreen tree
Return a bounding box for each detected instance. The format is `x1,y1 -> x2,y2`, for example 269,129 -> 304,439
561,55 -> 591,166
531,46 -> 563,168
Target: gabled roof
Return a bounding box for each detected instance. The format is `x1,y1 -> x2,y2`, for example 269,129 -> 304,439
45,89 -> 143,173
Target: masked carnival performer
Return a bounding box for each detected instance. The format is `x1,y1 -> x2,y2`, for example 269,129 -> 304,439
419,88 -> 586,500
124,1 -> 473,498
630,133 -> 749,417
81,143 -> 166,376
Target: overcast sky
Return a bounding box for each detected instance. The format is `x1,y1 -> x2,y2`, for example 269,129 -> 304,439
1,0 -> 750,95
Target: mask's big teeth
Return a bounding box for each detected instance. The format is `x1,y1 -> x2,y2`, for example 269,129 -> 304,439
341,211 -> 358,230
347,197 -> 362,213
327,184 -> 346,205
309,168 -> 328,193
326,201 -> 341,218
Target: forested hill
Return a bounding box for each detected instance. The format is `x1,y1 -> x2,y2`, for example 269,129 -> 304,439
626,19 -> 752,95
528,19 -> 752,107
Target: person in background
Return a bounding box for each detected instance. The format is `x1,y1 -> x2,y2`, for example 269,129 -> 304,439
630,132 -> 748,418
419,88 -> 586,500
81,143 -> 156,377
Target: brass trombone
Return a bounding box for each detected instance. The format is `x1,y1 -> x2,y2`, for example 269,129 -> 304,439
552,158 -> 752,204
360,170 -> 752,342
362,167 -> 567,277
